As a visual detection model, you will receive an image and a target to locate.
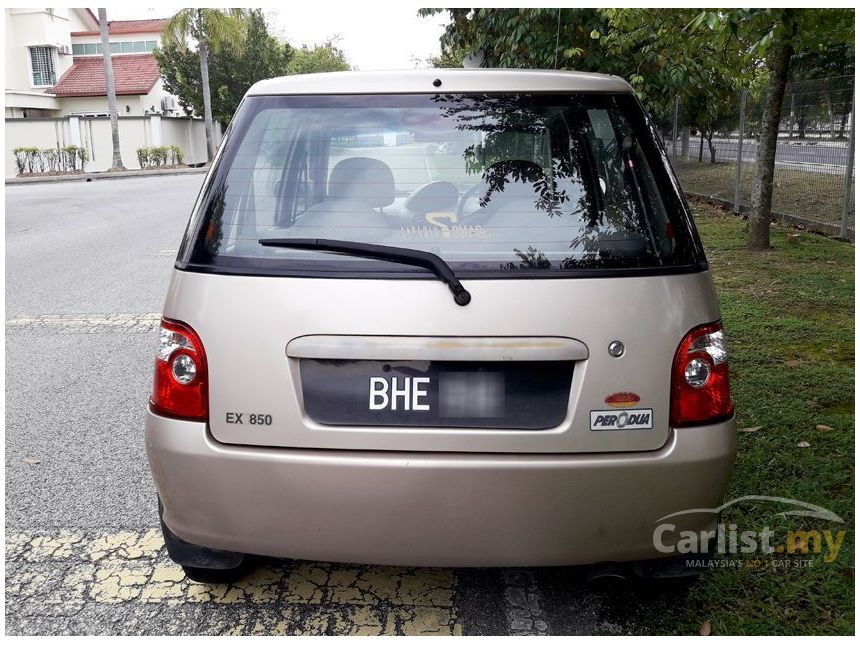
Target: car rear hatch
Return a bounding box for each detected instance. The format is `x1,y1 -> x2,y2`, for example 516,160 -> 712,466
165,269 -> 718,453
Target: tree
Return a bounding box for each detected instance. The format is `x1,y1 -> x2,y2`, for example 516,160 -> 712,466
419,9 -> 749,136
162,9 -> 248,161
421,42 -> 469,68
98,8 -> 124,170
599,9 -> 750,154
788,44 -> 855,139
691,9 -> 854,250
284,40 -> 351,75
420,9 -> 610,73
156,10 -> 292,125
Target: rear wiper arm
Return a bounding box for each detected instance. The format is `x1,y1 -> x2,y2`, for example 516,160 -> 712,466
258,238 -> 472,306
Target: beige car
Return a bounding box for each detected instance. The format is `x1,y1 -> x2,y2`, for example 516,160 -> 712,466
146,69 -> 736,583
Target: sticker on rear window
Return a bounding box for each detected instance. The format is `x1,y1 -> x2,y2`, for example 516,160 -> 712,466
590,408 -> 653,431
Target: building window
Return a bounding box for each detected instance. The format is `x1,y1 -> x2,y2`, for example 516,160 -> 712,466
29,46 -> 56,86
72,42 -> 102,55
72,40 -> 159,56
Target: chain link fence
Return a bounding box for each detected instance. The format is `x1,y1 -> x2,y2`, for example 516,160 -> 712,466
659,75 -> 855,239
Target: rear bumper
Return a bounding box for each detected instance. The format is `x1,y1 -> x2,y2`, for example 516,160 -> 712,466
146,407 -> 736,567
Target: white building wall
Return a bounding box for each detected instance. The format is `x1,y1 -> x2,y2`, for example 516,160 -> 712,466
5,8 -> 74,92
6,115 -> 218,177
67,8 -> 97,32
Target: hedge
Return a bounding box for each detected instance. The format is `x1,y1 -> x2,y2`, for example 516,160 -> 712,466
136,145 -> 184,169
13,146 -> 89,174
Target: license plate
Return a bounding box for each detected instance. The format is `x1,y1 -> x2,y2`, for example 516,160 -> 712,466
300,359 -> 573,429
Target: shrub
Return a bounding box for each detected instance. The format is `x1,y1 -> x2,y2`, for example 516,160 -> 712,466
13,146 -> 86,175
60,145 -> 87,172
13,147 -> 40,174
41,148 -> 59,173
151,145 -> 168,167
169,145 -> 184,165
136,145 -> 185,169
13,148 -> 27,174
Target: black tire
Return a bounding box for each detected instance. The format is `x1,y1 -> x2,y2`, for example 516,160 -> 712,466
182,562 -> 249,584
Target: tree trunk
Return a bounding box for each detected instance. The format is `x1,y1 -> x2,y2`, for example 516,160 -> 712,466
698,132 -> 704,163
198,40 -> 215,161
98,8 -> 125,170
706,130 -> 717,164
748,28 -> 794,250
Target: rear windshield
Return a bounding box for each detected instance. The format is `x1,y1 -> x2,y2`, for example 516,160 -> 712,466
178,93 -> 705,277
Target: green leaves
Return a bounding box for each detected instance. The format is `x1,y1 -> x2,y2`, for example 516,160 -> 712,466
423,7 -> 852,132
284,41 -> 351,75
155,10 -> 294,124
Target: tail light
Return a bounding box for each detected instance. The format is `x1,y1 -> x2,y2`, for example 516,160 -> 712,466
150,318 -> 208,420
670,322 -> 733,427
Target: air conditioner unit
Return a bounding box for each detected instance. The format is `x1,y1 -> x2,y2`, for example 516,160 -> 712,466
57,44 -> 71,55
161,95 -> 177,111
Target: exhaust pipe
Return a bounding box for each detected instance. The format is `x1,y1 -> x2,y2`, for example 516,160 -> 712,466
586,563 -> 630,586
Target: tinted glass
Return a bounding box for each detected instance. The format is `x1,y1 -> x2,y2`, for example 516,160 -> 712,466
180,94 -> 703,276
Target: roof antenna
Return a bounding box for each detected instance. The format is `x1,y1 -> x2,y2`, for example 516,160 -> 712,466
553,8 -> 561,69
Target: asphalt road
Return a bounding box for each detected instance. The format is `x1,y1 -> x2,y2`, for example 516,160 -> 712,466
670,138 -> 851,174
6,175 -> 664,635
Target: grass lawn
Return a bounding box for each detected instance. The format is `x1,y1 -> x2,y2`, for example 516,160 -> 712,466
674,161 -> 852,227
603,200 -> 855,635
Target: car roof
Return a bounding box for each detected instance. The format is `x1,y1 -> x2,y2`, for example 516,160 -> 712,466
247,69 -> 633,96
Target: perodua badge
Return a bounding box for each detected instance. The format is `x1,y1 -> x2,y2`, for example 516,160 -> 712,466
145,69 -> 736,583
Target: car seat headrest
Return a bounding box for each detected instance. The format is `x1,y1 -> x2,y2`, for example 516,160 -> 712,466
328,157 -> 395,208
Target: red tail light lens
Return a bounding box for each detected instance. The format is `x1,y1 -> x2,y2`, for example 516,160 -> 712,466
670,322 -> 733,427
150,318 -> 208,420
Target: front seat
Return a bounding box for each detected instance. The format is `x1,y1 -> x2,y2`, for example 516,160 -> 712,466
327,157 -> 395,211
289,157 -> 395,242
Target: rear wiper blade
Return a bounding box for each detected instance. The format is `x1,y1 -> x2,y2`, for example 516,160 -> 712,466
258,238 -> 472,306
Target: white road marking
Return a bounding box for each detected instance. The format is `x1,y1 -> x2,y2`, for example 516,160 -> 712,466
6,313 -> 161,332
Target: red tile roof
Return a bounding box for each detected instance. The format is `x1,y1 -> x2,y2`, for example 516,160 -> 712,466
52,54 -> 160,97
71,18 -> 169,37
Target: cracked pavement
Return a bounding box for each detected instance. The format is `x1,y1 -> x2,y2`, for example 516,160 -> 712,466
6,529 -> 462,635
6,175 -> 631,635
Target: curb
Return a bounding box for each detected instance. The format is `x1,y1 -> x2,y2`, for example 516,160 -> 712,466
6,166 -> 208,185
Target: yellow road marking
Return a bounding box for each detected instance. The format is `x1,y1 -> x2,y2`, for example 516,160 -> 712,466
6,530 -> 461,635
